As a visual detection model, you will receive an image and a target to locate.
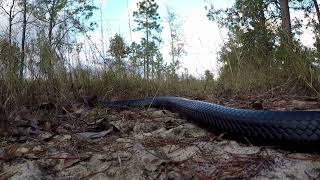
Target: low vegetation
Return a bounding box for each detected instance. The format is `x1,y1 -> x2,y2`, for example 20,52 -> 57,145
0,0 -> 320,111
2,1 -> 320,179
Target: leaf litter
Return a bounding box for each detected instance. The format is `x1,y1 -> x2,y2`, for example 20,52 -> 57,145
1,96 -> 320,179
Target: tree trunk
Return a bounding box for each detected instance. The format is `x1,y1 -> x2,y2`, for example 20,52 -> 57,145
20,0 -> 27,79
146,16 -> 149,80
169,25 -> 175,78
257,0 -> 273,65
8,17 -> 12,44
279,0 -> 292,43
48,0 -> 56,46
8,0 -> 15,44
313,0 -> 320,52
314,0 -> 320,24
143,12 -> 150,79
47,0 -> 57,81
258,1 -> 266,30
99,1 -> 106,69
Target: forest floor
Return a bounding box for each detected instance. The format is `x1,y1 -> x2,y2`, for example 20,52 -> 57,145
1,94 -> 320,179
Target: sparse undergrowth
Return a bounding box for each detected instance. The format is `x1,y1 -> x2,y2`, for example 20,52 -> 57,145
1,95 -> 320,179
2,0 -> 320,179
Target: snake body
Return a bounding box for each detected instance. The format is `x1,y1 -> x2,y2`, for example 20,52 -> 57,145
101,96 -> 320,149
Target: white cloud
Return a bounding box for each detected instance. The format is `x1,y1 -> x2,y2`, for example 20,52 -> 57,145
118,0 -> 229,77
85,0 -> 320,77
69,0 -> 320,77
179,9 -> 226,77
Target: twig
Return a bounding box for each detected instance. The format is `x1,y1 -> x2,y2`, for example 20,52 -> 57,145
256,76 -> 296,98
147,87 -> 160,111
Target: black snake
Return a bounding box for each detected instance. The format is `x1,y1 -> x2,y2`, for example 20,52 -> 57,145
100,96 -> 320,150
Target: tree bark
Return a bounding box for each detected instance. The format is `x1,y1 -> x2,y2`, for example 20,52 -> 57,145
145,13 -> 149,80
313,0 -> 320,24
257,0 -> 273,65
8,14 -> 12,44
20,0 -> 27,79
279,0 -> 292,42
169,21 -> 175,77
8,0 -> 16,44
48,0 -> 56,46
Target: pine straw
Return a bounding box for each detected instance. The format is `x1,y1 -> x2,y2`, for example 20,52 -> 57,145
142,135 -> 217,149
142,134 -> 274,179
209,150 -> 274,179
150,149 -> 274,179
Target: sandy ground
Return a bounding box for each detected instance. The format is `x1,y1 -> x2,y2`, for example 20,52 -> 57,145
1,96 -> 320,179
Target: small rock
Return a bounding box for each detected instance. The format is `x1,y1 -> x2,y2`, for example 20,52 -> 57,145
151,110 -> 167,118
16,147 -> 29,154
61,134 -> 72,141
38,131 -> 54,141
32,145 -> 43,152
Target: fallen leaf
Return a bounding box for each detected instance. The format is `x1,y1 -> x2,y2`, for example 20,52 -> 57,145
76,129 -> 113,139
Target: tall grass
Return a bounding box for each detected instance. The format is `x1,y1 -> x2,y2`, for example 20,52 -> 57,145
2,33 -> 319,113
0,37 -> 213,111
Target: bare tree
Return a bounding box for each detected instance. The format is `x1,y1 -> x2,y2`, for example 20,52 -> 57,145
20,0 -> 27,78
166,7 -> 186,79
0,0 -> 20,44
33,0 -> 97,47
99,0 -> 106,67
48,0 -> 56,46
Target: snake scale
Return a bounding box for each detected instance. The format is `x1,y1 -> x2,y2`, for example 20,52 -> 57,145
100,96 -> 320,150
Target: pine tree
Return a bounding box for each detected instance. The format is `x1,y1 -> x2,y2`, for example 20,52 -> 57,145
133,0 -> 162,80
166,8 -> 186,80
109,34 -> 129,75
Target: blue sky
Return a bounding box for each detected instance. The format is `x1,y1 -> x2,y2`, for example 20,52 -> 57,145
0,0 -> 315,77
79,0 -> 315,77
88,0 -> 234,77
0,0 -> 232,76
0,0 -> 314,77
